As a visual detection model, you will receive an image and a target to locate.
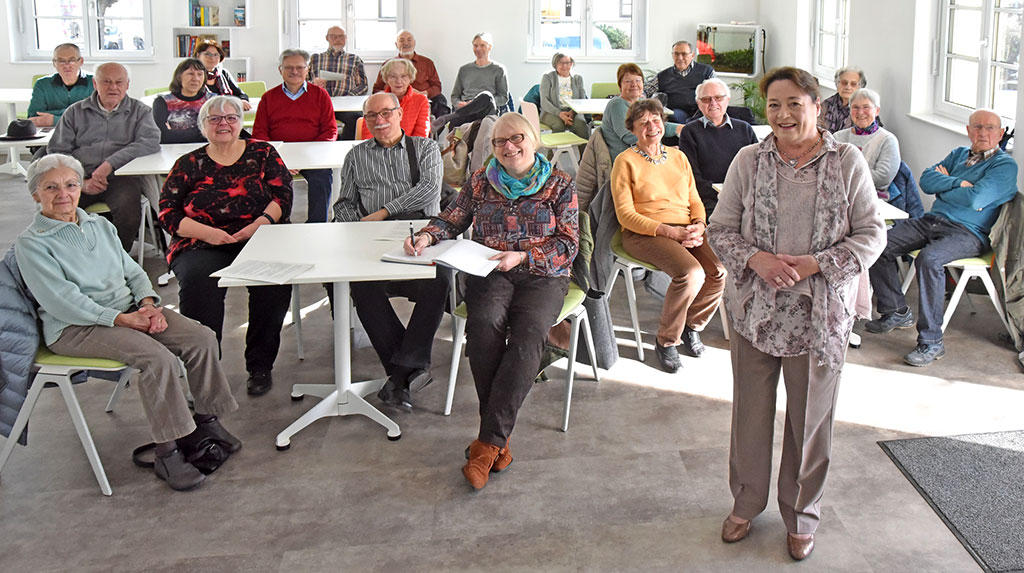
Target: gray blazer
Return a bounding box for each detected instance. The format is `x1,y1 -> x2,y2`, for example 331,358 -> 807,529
539,71 -> 587,117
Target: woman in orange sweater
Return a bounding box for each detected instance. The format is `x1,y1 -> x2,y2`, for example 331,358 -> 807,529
610,98 -> 725,373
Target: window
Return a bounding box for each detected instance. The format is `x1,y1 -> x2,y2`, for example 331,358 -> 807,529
9,0 -> 152,61
937,0 -> 1022,122
284,0 -> 407,61
811,0 -> 849,82
529,0 -> 647,62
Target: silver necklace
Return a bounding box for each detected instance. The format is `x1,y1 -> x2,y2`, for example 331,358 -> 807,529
778,132 -> 823,167
631,144 -> 668,165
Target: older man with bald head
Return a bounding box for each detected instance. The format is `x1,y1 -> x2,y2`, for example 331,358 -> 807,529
372,30 -> 448,117
867,108 -> 1018,366
47,62 -> 160,252
331,92 -> 449,412
308,25 -> 367,140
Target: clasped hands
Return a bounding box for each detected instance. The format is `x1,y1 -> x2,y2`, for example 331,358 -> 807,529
660,222 -> 705,248
83,162 -> 114,195
748,251 -> 819,289
115,303 -> 167,334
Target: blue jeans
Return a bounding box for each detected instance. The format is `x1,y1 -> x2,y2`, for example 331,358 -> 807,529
670,107 -> 692,124
868,214 -> 984,344
300,168 -> 333,223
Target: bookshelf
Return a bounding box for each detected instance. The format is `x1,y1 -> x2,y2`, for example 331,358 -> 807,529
172,0 -> 252,82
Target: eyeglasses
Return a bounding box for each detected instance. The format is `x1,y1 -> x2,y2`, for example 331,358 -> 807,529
364,107 -> 400,121
327,34 -> 347,40
673,51 -> 693,57
698,95 -> 727,104
41,181 -> 82,192
969,124 -> 1002,133
98,79 -> 127,87
205,114 -> 241,125
280,65 -> 308,72
386,74 -> 411,81
52,58 -> 81,65
198,52 -> 221,58
491,133 -> 526,148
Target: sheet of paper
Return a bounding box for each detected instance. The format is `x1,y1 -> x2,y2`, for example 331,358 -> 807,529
212,260 -> 314,284
375,220 -> 421,241
380,239 -> 500,276
318,70 -> 348,81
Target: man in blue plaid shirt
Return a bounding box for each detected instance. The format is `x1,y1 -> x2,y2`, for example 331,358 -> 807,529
308,26 -> 367,140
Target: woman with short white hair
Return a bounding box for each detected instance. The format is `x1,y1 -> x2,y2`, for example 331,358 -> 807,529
833,88 -> 901,198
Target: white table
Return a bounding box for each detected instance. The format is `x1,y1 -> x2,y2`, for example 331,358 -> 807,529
217,221 -> 436,447
0,88 -> 34,124
332,95 -> 368,113
0,129 -> 52,176
752,124 -> 773,141
566,98 -> 610,116
878,200 -> 909,221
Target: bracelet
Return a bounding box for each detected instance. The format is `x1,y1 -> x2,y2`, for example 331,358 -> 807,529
261,213 -> 275,225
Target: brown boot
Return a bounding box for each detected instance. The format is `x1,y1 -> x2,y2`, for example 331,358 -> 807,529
492,442 -> 513,472
462,440 -> 500,490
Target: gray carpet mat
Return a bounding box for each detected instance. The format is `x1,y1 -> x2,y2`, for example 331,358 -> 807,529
879,430 -> 1024,573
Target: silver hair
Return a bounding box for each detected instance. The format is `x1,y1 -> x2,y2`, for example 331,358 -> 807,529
695,77 -> 731,99
363,92 -> 401,113
27,154 -> 85,196
380,58 -> 417,81
52,43 -> 82,58
473,32 -> 493,46
672,40 -> 693,51
278,48 -> 310,66
834,66 -> 866,87
849,88 -> 880,109
551,52 -> 574,68
198,96 -> 245,140
94,61 -> 131,82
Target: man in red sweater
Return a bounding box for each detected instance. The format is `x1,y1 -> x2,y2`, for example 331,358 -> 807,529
253,48 -> 338,222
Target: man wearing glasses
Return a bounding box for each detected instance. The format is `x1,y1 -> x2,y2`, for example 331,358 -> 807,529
867,109 -> 1018,366
47,62 -> 160,252
253,49 -> 337,222
677,78 -> 757,215
28,43 -> 94,127
332,92 -> 449,413
308,26 -> 367,141
372,30 -> 449,118
645,40 -> 715,124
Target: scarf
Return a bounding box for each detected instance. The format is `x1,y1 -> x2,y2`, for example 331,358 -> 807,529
486,153 -> 552,200
852,120 -> 880,136
750,130 -> 852,369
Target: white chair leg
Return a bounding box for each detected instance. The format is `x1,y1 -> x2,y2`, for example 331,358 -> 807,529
562,312 -> 582,432
104,368 -> 134,413
0,374 -> 48,477
56,378 -> 112,496
976,269 -> 1012,335
444,316 -> 467,416
900,259 -> 917,295
292,285 -> 304,360
580,311 -> 600,382
940,269 -> 972,332
622,267 -> 644,361
606,263 -> 621,296
718,304 -> 730,341
136,204 -> 147,267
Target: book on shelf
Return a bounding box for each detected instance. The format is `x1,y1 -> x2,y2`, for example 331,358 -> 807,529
236,72 -> 247,82
176,34 -> 219,58
234,6 -> 246,27
221,40 -> 230,57
380,239 -> 501,277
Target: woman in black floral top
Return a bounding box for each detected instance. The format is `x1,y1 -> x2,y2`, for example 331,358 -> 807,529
412,112 -> 578,491
159,95 -> 293,397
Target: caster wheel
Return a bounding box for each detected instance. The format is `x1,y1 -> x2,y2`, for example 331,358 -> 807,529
849,342 -> 861,349
291,394 -> 304,401
387,433 -> 402,442
276,443 -> 290,451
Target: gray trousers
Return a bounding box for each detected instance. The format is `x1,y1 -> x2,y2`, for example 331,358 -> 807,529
728,331 -> 842,534
49,309 -> 238,443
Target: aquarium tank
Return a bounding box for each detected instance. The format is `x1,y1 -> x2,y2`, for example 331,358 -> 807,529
696,24 -> 762,78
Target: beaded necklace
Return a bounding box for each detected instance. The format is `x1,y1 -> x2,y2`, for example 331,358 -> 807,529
631,144 -> 668,165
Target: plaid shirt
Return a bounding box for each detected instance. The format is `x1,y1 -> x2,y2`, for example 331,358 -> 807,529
308,47 -> 368,96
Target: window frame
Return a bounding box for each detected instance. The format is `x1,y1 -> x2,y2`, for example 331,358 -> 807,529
811,0 -> 850,85
527,0 -> 648,63
935,0 -> 1021,124
9,0 -> 154,62
282,0 -> 408,63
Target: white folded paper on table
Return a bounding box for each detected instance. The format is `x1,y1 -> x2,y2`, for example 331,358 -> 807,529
212,260 -> 314,284
381,239 -> 500,277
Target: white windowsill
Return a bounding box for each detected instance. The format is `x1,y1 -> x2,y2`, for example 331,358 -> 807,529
907,112 -> 967,136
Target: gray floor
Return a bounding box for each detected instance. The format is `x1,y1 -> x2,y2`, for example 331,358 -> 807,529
1,170 -> 1020,572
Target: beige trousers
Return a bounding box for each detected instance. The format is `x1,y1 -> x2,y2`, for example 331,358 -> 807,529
727,331 -> 843,534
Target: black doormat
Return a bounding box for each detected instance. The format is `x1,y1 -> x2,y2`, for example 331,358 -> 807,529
879,430 -> 1024,573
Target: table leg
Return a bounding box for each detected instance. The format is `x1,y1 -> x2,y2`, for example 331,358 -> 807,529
275,280 -> 401,450
329,167 -> 341,213
0,143 -> 28,177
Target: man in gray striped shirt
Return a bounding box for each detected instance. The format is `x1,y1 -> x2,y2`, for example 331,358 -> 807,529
332,92 -> 451,413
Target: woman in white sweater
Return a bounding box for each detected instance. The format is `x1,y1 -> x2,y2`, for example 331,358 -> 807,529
833,88 -> 901,199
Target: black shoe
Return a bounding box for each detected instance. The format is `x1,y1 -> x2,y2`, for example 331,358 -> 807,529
194,415 -> 242,453
655,344 -> 682,373
679,327 -> 705,358
407,369 -> 434,393
865,308 -> 914,334
154,448 -> 205,491
246,370 -> 272,396
377,378 -> 413,413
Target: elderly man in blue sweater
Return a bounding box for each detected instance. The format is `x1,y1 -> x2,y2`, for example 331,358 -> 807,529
866,109 -> 1018,366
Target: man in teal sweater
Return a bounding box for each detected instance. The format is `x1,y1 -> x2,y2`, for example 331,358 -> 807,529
867,109 -> 1018,366
27,43 -> 93,128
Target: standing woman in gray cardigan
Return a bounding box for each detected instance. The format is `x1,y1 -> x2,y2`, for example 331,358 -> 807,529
539,52 -> 590,139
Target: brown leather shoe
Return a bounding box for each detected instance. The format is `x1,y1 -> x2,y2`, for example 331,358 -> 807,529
492,443 -> 513,472
462,440 -> 500,490
721,516 -> 751,543
786,533 -> 815,560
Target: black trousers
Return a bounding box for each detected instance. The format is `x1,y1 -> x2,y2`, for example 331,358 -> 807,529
464,271 -> 569,446
336,110 -> 363,140
434,92 -> 496,132
169,243 -> 292,373
429,94 -> 451,118
350,271 -> 452,376
78,175 -> 144,253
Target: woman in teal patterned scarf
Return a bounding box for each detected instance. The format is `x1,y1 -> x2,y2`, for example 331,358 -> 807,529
412,112 -> 579,491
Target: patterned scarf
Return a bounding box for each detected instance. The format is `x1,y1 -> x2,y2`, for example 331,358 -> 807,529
486,153 -> 552,200
750,129 -> 852,369
852,120 -> 880,136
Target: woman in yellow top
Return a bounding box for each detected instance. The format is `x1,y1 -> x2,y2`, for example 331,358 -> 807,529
610,98 -> 725,373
